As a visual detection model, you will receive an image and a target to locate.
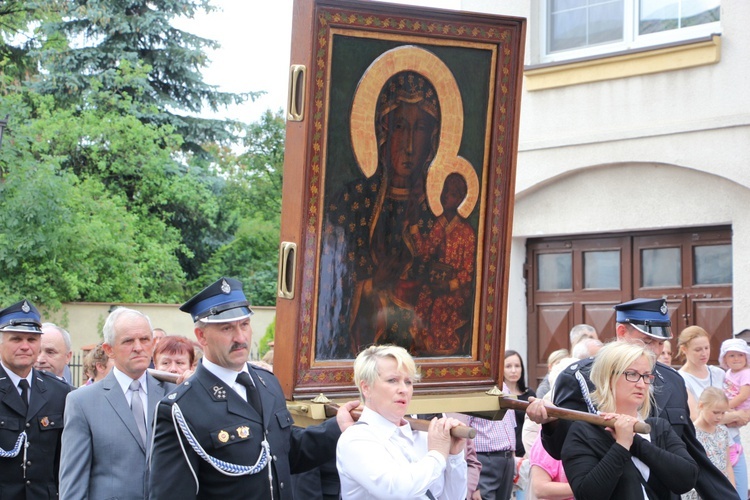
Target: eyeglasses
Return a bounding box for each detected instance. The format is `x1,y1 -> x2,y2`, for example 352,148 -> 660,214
622,371 -> 655,384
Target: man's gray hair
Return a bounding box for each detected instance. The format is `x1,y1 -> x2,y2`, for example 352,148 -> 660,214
569,324 -> 597,347
41,323 -> 72,352
571,337 -> 603,359
103,307 -> 153,345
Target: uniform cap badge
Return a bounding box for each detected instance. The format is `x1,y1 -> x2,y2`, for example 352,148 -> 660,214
220,279 -> 231,294
21,301 -> 30,313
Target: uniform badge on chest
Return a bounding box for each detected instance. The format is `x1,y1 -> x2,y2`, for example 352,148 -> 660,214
212,385 -> 227,399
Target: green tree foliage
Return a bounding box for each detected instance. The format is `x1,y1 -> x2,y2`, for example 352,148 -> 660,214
0,90 -> 187,305
196,218 -> 279,306
31,0 -> 260,154
235,109 -> 286,222
0,2 -> 286,307
259,317 -> 275,358
0,0 -> 60,86
194,109 -> 286,306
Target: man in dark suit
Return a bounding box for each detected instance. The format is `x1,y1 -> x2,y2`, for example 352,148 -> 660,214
527,298 -> 739,500
59,307 -> 174,500
0,299 -> 72,500
150,277 -> 358,499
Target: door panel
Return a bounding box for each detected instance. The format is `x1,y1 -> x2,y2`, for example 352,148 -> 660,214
527,226 -> 732,387
527,236 -> 630,386
533,303 -> 573,387
692,298 -> 733,365
581,302 -> 618,343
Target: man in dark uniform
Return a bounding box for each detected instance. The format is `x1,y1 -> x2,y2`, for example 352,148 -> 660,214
527,298 -> 739,500
0,299 -> 72,499
149,277 -> 358,499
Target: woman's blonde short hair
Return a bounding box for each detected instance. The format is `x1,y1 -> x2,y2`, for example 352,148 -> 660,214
547,348 -> 570,369
590,341 -> 655,419
353,345 -> 419,400
676,325 -> 709,362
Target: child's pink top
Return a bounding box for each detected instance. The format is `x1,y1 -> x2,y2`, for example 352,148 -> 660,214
529,435 -> 573,500
724,367 -> 750,411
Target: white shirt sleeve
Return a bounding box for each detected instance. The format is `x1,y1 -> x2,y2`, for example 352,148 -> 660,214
437,450 -> 468,500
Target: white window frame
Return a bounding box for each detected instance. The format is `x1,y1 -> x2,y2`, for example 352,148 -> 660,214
539,0 -> 721,64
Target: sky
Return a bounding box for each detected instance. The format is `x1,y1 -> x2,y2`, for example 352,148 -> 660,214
179,0 -> 461,124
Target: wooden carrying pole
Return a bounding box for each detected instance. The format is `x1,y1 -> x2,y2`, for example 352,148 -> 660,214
148,369 -> 476,439
149,369 -> 180,384
497,397 -> 651,434
323,403 -> 476,439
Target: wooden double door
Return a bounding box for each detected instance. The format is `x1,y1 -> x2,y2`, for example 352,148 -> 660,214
526,226 -> 733,388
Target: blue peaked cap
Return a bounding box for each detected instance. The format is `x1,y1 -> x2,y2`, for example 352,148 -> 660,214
614,297 -> 672,340
0,299 -> 43,334
180,277 -> 253,323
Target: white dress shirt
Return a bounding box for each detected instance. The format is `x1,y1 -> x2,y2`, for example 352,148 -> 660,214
112,367 -> 148,412
337,406 -> 467,499
201,357 -> 253,402
1,360 -> 33,401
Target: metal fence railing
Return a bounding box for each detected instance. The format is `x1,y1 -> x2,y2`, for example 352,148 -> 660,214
69,351 -> 86,388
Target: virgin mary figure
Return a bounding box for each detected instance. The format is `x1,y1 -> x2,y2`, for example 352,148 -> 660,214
317,70 -> 441,359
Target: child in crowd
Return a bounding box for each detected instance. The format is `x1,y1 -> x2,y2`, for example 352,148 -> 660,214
720,338 -> 750,499
682,387 -> 735,500
528,434 -> 573,500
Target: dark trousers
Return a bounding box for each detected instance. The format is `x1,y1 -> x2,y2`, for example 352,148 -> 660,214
476,450 -> 515,500
290,458 -> 340,500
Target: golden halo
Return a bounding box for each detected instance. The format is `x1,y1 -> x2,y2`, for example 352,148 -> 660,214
349,46 -> 468,171
426,156 -> 479,218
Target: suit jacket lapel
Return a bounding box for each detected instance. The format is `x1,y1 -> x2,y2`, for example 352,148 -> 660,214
103,370 -> 146,453
145,374 -> 169,458
248,364 -> 274,424
0,365 -> 29,418
145,374 -> 167,429
27,369 -> 50,420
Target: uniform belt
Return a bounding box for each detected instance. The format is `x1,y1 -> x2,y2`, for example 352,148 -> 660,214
477,449 -> 514,458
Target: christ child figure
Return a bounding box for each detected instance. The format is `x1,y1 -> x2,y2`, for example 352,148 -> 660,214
412,172 -> 476,355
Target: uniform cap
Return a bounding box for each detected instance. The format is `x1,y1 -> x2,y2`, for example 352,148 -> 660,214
180,277 -> 253,323
0,299 -> 43,334
614,298 -> 672,340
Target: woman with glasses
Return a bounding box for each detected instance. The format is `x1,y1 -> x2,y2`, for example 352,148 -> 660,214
561,341 -> 698,500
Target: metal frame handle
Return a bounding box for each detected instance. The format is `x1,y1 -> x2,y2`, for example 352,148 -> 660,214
277,242 -> 297,299
287,65 -> 306,122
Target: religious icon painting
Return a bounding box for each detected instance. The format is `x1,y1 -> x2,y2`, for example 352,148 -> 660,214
275,0 -> 526,399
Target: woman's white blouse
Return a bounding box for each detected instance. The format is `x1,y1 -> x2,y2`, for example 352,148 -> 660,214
336,406 -> 468,499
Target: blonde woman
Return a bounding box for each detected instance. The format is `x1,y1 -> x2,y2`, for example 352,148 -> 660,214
561,341 -> 698,500
337,345 -> 467,499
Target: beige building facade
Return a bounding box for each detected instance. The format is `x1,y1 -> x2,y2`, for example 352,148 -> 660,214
43,302 -> 276,359
453,0 -> 749,377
